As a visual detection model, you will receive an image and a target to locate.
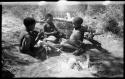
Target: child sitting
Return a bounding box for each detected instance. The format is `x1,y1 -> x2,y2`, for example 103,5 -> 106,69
61,17 -> 100,55
19,17 -> 46,60
42,13 -> 61,43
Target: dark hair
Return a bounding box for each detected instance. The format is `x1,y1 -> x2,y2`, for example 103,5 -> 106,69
72,17 -> 83,25
45,13 -> 53,20
23,17 -> 36,31
24,17 -> 36,26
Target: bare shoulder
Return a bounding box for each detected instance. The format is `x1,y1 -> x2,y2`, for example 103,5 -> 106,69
20,31 -> 27,36
20,31 -> 29,38
71,29 -> 81,37
19,31 -> 29,42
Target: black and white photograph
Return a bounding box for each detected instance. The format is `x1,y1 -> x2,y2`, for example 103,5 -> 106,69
1,0 -> 124,78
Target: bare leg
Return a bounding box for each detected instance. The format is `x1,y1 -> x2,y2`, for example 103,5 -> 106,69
60,40 -> 78,52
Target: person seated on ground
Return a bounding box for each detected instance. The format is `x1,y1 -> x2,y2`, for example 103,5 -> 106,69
60,17 -> 101,55
42,13 -> 62,43
19,17 -> 46,60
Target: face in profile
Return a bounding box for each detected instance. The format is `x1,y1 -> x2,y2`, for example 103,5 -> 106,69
46,16 -> 53,22
73,23 -> 79,29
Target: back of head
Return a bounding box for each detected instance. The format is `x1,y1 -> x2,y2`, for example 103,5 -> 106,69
23,17 -> 36,31
72,17 -> 83,25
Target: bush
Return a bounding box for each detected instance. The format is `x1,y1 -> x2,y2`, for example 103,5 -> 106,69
2,4 -> 123,38
104,18 -> 121,35
55,21 -> 73,38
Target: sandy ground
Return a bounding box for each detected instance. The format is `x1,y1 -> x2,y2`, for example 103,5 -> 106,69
2,11 -> 123,78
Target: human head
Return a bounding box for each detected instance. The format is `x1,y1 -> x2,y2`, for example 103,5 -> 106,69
45,13 -> 53,23
72,17 -> 83,29
23,17 -> 36,32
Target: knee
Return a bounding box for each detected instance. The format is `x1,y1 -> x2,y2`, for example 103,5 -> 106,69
60,39 -> 67,45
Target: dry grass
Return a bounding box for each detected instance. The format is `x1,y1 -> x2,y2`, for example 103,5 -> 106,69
2,3 -> 124,78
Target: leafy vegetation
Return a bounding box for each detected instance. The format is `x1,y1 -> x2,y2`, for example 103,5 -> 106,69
2,3 -> 123,38
2,3 -> 124,78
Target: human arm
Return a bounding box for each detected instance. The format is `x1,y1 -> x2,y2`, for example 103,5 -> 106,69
34,31 -> 44,45
20,34 -> 31,52
43,23 -> 58,36
44,30 -> 58,36
36,18 -> 45,23
36,20 -> 45,23
53,18 -> 72,23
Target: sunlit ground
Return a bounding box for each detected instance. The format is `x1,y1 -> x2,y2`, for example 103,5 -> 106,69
2,1 -> 124,77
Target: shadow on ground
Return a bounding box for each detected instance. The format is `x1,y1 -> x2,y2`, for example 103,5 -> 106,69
85,45 -> 123,77
46,42 -> 124,77
2,40 -> 123,77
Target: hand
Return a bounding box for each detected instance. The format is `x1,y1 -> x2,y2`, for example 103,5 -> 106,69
53,31 -> 58,34
37,32 -> 44,39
